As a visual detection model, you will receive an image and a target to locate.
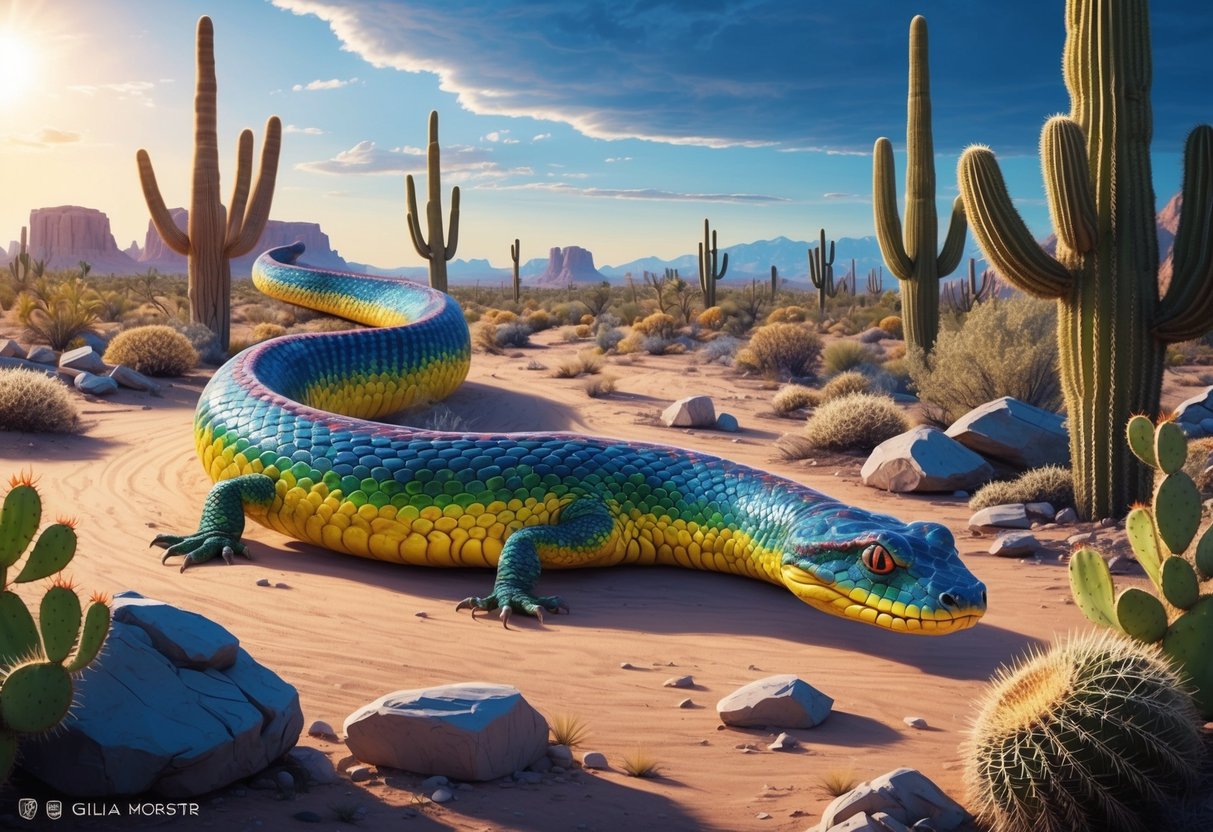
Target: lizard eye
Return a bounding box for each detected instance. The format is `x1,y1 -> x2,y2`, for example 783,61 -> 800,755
861,543 -> 896,575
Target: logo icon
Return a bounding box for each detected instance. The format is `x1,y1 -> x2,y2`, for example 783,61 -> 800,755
46,800 -> 63,820
17,798 -> 37,820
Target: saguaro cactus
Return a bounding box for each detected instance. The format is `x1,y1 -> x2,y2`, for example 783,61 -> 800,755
957,0 -> 1213,520
405,111 -> 460,294
136,16 -> 281,352
808,228 -> 839,316
697,219 -> 728,309
943,258 -> 998,313
769,265 -> 779,300
510,239 -> 521,302
867,266 -> 884,297
873,15 -> 967,354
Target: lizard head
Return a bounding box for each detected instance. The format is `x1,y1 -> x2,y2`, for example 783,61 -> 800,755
779,511 -> 986,634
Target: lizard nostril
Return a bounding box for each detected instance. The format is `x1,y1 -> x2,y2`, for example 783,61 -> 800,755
939,592 -> 959,610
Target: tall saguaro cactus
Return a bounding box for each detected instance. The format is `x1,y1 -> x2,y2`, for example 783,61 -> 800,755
770,265 -> 779,300
873,15 -> 967,354
136,16 -> 281,352
697,219 -> 728,309
957,0 -> 1213,520
509,239 -> 521,302
808,228 -> 839,316
406,111 -> 460,294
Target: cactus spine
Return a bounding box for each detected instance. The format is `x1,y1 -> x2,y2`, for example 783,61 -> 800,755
808,228 -> 838,316
697,219 -> 728,309
510,239 -> 521,302
1069,415 -> 1213,718
964,630 -> 1205,832
958,0 -> 1213,521
0,472 -> 111,780
873,15 -> 967,355
405,111 -> 461,294
136,16 -> 281,353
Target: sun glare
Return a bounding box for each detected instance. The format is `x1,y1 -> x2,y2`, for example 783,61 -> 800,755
0,28 -> 39,105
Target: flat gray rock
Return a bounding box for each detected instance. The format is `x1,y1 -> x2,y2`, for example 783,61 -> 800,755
21,592 -> 302,798
661,395 -> 716,428
286,747 -> 339,785
343,682 -> 548,781
861,426 -> 994,493
59,345 -> 108,374
989,531 -> 1042,557
73,371 -> 119,396
945,396 -> 1069,469
109,364 -> 163,393
968,503 -> 1031,533
0,339 -> 25,359
26,344 -> 57,365
716,674 -> 832,729
112,593 -> 239,670
811,768 -> 972,832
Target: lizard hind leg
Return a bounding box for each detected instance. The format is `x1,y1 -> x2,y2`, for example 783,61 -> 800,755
152,474 -> 276,570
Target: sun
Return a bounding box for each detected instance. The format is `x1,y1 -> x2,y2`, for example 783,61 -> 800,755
0,27 -> 39,105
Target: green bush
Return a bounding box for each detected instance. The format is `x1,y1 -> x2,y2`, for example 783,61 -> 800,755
103,325 -> 199,376
771,384 -> 819,415
802,392 -> 910,452
20,278 -> 102,350
820,370 -> 871,402
822,340 -> 879,376
738,323 -> 822,379
969,465 -> 1074,511
909,296 -> 1060,425
0,368 -> 80,433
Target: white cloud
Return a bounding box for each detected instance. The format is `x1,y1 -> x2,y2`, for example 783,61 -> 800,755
292,77 -> 359,92
605,156 -> 632,163
532,133 -> 551,142
483,130 -> 519,145
68,81 -> 156,106
2,128 -> 84,150
284,125 -> 326,135
297,139 -> 503,177
481,181 -> 788,204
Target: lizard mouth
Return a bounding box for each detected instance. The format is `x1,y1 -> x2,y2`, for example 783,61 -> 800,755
780,564 -> 983,635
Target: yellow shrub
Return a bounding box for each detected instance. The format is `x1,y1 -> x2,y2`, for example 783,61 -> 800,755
251,323 -> 287,343
103,325 -> 198,377
879,315 -> 903,338
697,306 -> 724,330
766,305 -> 811,324
631,312 -> 677,340
743,323 -> 822,378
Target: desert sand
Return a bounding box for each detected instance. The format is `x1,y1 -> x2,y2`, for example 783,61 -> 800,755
2,323 -> 1206,832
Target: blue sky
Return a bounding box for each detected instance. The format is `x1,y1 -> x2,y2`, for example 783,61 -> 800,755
1,0 -> 1208,269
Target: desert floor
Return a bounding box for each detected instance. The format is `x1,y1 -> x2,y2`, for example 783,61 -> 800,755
1,321 -> 1209,832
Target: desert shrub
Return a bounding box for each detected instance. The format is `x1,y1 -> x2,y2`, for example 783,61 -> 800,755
463,307 -> 481,323
250,323 -> 287,343
575,323 -> 593,339
306,317 -> 354,334
876,358 -> 912,394
104,325 -> 198,376
21,278 -> 102,350
1185,436 -> 1213,494
820,370 -> 871,402
615,301 -> 643,326
553,350 -> 604,378
493,321 -> 532,349
765,305 -> 811,324
619,749 -> 662,778
740,323 -> 822,378
524,309 -> 554,332
558,326 -> 582,343
641,335 -> 675,355
550,303 -> 581,325
236,304 -> 280,325
883,342 -> 907,361
631,312 -> 677,340
549,714 -> 590,748
0,368 -> 79,433
94,289 -> 134,323
579,313 -> 595,326
174,322 -> 225,365
969,465 -> 1074,511
802,392 -> 910,452
699,334 -> 743,365
909,296 -> 1060,425
697,306 -> 725,330
822,340 -> 879,376
584,375 -> 617,398
771,384 -> 819,415
595,325 -> 624,353
879,315 -> 903,338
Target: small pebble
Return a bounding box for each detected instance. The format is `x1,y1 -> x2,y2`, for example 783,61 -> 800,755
275,582 -> 290,589
756,813 -> 772,820
677,698 -> 695,709
582,751 -> 608,769
548,745 -> 574,766
619,662 -> 636,670
904,717 -> 928,729
349,765 -> 374,783
307,720 -> 337,739
663,675 -> 694,689
431,788 -> 453,804
256,578 -> 271,587
421,775 -> 448,790
514,771 -> 543,784
274,771 -> 294,792
768,732 -> 798,751
415,611 -> 428,618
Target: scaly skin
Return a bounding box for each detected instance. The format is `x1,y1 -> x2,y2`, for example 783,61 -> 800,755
156,244 -> 987,633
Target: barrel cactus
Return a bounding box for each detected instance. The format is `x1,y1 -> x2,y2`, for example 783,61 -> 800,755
0,471 -> 111,780
1069,415 -> 1213,718
965,630 -> 1205,832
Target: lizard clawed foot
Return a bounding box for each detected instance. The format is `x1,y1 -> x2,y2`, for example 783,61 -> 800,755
455,590 -> 568,629
152,533 -> 251,572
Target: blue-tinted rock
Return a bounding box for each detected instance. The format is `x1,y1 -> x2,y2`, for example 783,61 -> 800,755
945,396 -> 1068,469
60,345 -> 108,374
112,591 -> 238,670
862,426 -> 994,493
716,412 -> 739,432
73,371 -> 119,396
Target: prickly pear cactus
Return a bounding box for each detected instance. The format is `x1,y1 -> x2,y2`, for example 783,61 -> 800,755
0,471 -> 112,780
1069,415 -> 1213,718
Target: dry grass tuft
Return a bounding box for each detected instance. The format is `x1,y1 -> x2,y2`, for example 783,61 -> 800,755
0,368 -> 80,433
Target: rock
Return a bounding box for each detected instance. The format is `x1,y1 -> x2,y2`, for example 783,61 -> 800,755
716,412 -> 739,432
29,205 -> 139,272
343,682 -> 548,782
1175,387 -> 1213,428
945,396 -> 1069,469
21,591 -> 302,797
1024,501 -> 1056,520
308,720 -> 337,740
0,339 -> 26,359
514,770 -> 543,784
581,751 -> 609,769
1055,507 -> 1079,525
1201,418 -> 1213,437
431,787 -> 454,804
256,578 -> 271,587
861,426 -> 995,493
275,770 -> 295,793
109,364 -> 163,393
903,717 -> 928,729
856,327 -> 890,343
990,532 -> 1042,557
348,765 -> 374,783
286,747 -> 339,785
73,371 -> 119,396
768,732 -> 798,751
716,674 -> 833,729
678,698 -> 695,709
811,768 -> 972,832
968,503 -> 1031,533
26,344 -> 57,365
547,745 -> 574,766
663,675 -> 695,689
292,810 -> 322,823
661,396 -> 716,428
59,345 -> 108,374
532,245 -> 609,288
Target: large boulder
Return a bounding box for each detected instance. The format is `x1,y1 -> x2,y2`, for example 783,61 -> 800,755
1175,386 -> 1213,437
716,674 -> 833,729
661,395 -> 716,428
861,426 -> 994,493
945,396 -> 1069,469
21,592 -> 302,798
344,682 -> 548,781
810,768 -> 972,832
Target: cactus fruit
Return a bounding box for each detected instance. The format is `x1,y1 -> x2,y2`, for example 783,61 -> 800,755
136,16 -> 281,352
1068,415 -> 1213,717
697,219 -> 728,310
957,0 -> 1213,521
965,630 -> 1205,832
405,111 -> 460,294
0,473 -> 111,781
872,15 -> 967,355
808,228 -> 838,317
